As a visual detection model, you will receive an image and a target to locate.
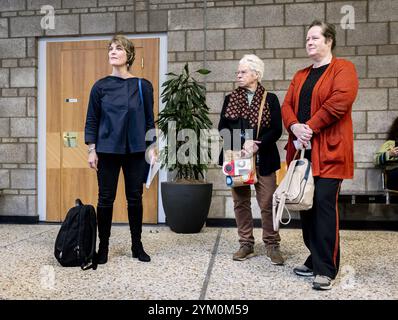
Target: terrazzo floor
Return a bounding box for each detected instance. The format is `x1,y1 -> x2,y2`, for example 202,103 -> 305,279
0,224 -> 397,300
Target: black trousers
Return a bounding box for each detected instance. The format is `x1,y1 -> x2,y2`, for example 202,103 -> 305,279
96,152 -> 147,244
300,177 -> 342,279
386,168 -> 398,190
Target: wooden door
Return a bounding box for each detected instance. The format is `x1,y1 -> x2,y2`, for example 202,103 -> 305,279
46,38 -> 159,223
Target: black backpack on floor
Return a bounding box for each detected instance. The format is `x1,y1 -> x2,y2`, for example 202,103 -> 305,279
54,199 -> 97,270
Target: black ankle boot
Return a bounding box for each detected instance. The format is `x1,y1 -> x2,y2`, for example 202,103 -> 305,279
96,206 -> 113,265
132,242 -> 151,262
97,242 -> 109,264
128,203 -> 149,262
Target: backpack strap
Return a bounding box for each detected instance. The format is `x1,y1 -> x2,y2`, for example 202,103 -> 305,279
82,206 -> 98,271
74,199 -> 94,270
138,78 -> 144,105
75,199 -> 89,268
77,205 -> 87,267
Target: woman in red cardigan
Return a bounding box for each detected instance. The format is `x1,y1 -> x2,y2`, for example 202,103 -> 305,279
281,20 -> 358,290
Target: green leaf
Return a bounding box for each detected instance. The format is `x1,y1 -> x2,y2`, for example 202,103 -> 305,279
158,63 -> 213,180
196,68 -> 211,75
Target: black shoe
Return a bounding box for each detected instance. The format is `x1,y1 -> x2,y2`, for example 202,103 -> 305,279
293,264 -> 314,277
132,243 -> 151,262
97,243 -> 109,264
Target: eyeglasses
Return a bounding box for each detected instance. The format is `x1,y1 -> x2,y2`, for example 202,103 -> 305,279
235,69 -> 257,77
235,70 -> 250,76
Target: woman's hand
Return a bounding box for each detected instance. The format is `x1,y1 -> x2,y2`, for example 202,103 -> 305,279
242,140 -> 261,157
88,150 -> 98,171
389,147 -> 398,158
147,146 -> 158,164
291,123 -> 313,147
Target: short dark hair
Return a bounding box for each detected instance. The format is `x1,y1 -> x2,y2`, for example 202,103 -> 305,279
108,35 -> 135,70
309,20 -> 336,50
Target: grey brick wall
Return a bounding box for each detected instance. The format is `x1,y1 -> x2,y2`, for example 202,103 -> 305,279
0,0 -> 396,219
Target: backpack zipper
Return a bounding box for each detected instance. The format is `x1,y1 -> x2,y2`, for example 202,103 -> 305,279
75,245 -> 80,259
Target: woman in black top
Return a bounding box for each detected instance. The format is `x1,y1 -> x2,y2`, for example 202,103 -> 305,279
218,54 -> 284,265
282,20 -> 359,290
85,35 -> 156,264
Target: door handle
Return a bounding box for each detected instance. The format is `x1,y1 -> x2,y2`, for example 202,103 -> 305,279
63,132 -> 78,148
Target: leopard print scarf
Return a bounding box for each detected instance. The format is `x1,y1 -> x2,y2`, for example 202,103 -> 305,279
224,84 -> 271,129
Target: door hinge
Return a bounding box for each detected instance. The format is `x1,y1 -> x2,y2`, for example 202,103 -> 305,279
141,57 -> 144,69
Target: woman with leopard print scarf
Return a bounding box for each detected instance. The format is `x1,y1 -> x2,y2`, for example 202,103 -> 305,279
218,54 -> 284,265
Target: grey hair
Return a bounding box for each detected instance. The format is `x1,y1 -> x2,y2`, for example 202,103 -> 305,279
239,54 -> 264,81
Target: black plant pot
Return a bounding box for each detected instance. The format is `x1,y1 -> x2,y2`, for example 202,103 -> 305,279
161,182 -> 213,233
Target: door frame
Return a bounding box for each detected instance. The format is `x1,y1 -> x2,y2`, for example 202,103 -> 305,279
37,34 -> 168,223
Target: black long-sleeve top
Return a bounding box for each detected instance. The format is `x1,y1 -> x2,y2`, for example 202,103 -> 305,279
218,92 -> 282,176
84,76 -> 155,154
297,64 -> 329,123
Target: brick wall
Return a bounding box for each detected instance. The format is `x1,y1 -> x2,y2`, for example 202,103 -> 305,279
0,0 -> 397,219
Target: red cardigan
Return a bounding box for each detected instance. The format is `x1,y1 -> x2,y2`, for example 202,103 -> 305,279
281,57 -> 359,179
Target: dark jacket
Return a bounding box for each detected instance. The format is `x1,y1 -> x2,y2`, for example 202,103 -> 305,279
84,76 -> 155,154
218,91 -> 282,176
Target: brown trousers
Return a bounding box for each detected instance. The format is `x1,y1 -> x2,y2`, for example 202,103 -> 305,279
231,170 -> 281,248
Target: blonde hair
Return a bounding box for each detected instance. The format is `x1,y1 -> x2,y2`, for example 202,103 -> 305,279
108,35 -> 135,70
239,54 -> 264,81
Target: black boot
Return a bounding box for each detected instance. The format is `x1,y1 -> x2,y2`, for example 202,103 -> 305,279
128,203 -> 150,262
97,206 -> 113,264
132,242 -> 151,262
97,241 -> 109,264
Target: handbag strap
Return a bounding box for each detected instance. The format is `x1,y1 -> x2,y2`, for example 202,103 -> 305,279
256,90 -> 267,139
138,78 -> 144,105
273,148 -> 307,231
282,158 -> 298,195
293,148 -> 305,160
273,157 -> 297,231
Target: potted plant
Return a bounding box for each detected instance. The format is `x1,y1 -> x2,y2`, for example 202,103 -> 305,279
157,63 -> 213,233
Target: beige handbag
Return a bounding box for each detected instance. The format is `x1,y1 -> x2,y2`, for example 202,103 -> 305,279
272,149 -> 314,231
